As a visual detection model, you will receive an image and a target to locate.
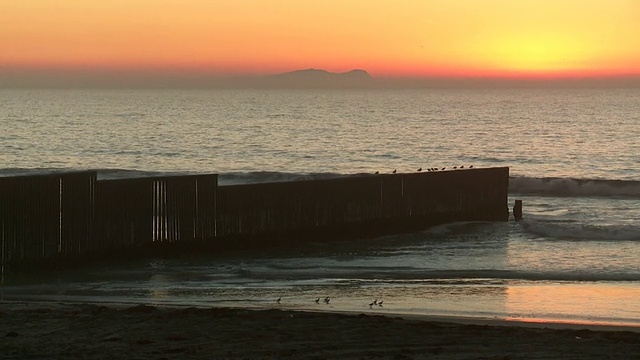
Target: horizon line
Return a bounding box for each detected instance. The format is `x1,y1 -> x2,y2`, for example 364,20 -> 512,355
2,67 -> 640,89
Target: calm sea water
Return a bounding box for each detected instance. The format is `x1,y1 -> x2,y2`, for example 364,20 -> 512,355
1,88 -> 639,327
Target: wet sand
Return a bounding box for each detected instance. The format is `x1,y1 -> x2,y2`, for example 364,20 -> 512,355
1,301 -> 639,359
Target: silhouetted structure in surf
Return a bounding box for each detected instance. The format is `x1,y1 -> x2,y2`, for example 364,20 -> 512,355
0,167 -> 510,273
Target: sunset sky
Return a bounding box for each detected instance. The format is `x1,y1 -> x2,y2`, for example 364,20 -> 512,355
2,0 -> 640,82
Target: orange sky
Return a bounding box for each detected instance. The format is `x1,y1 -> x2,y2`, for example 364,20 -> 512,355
2,0 -> 640,79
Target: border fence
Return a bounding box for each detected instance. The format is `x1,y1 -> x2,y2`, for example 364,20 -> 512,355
1,167 -> 508,272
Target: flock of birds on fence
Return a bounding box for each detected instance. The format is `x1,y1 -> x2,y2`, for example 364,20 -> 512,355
375,165 -> 474,175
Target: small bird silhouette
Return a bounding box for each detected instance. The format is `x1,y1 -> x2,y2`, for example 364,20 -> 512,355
378,300 -> 383,307
374,171 -> 379,174
315,298 -> 320,304
276,297 -> 281,303
392,169 -> 397,174
460,165 -> 464,169
417,167 -> 422,172
369,302 -> 375,308
453,166 -> 457,169
441,167 -> 445,170
324,297 -> 331,304
469,165 -> 474,168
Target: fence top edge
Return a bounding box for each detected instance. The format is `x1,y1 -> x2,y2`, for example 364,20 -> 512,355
0,170 -> 98,180
97,173 -> 218,184
219,167 -> 510,188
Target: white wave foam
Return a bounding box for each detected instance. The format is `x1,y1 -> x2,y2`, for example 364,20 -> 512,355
522,220 -> 640,241
510,176 -> 640,198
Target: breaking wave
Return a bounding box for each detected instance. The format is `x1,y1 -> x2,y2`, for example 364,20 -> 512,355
521,220 -> 640,242
509,176 -> 640,199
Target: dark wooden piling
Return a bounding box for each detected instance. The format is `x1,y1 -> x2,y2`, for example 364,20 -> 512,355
513,200 -> 523,221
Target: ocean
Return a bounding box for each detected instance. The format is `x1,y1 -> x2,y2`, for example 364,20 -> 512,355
1,87 -> 639,327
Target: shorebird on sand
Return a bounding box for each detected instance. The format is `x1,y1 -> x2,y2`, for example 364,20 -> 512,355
315,298 -> 320,304
324,297 -> 331,304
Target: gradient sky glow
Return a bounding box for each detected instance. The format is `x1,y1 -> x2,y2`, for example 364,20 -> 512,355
2,0 -> 640,79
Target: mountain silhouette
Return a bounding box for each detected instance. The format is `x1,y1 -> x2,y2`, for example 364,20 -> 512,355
268,68 -> 372,88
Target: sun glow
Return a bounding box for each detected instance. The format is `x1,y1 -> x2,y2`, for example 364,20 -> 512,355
1,0 -> 639,84
480,34 -> 594,76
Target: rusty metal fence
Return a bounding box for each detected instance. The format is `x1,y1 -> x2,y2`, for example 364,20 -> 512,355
1,167 -> 508,271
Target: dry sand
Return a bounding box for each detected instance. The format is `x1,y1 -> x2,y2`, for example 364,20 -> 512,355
1,301 -> 639,359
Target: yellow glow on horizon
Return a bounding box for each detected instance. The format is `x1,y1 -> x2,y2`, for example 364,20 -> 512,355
477,33 -> 594,76
1,0 -> 639,79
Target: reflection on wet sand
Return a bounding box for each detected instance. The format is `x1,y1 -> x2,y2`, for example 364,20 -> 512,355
505,283 -> 640,326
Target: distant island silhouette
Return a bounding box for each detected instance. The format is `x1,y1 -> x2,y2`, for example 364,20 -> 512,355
267,68 -> 373,88
3,67 -> 639,89
274,68 -> 371,80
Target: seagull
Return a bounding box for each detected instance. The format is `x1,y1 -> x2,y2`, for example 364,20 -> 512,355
417,167 -> 422,172
315,298 -> 320,304
392,169 -> 397,174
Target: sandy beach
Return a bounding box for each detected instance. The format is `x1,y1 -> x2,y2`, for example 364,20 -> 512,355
1,301 -> 639,359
